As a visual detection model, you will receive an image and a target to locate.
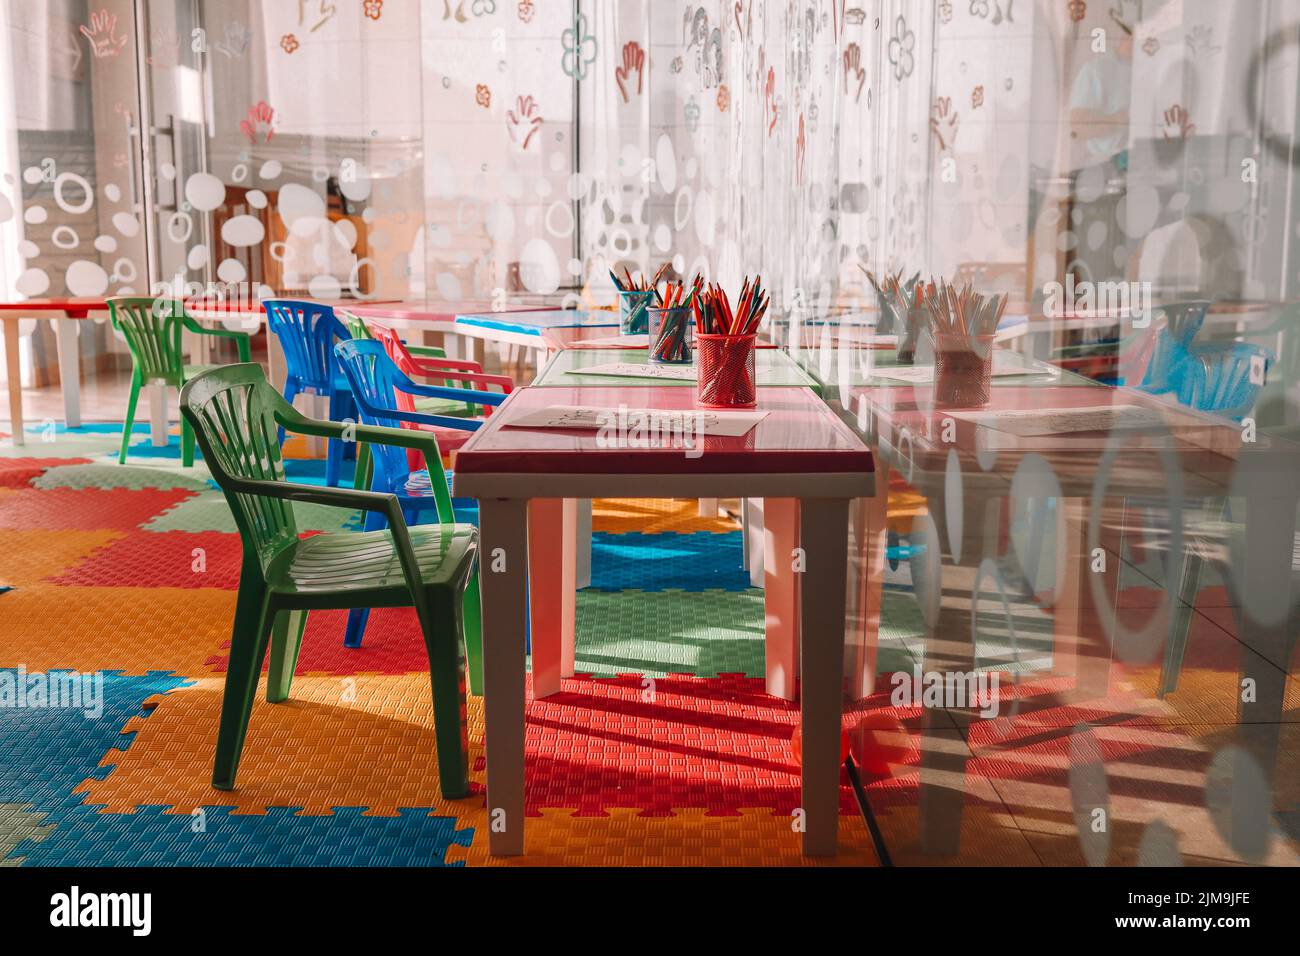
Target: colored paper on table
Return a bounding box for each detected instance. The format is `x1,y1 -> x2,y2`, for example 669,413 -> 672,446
872,352 -> 1058,383
563,362 -> 696,381
506,404 -> 769,437
950,404 -> 1166,437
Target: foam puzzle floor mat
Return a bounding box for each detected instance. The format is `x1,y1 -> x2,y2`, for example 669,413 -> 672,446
0,444 -> 1294,866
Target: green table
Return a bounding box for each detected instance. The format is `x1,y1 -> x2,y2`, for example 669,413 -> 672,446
535,347 -> 822,394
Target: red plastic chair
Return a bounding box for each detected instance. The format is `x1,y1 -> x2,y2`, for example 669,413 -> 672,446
369,324 -> 514,465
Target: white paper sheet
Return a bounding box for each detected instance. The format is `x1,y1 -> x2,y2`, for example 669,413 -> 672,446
506,404 -> 769,437
564,361 -> 696,381
950,403 -> 1166,437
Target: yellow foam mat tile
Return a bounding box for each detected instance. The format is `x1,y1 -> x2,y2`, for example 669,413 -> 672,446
0,530 -> 122,587
886,489 -> 927,535
447,806 -> 880,866
0,585 -> 235,676
78,675 -> 487,818
592,498 -> 739,534
1121,663 -> 1300,726
280,435 -> 325,460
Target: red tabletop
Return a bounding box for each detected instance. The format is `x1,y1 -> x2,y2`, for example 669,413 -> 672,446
454,385 -> 873,476
0,297 -> 109,313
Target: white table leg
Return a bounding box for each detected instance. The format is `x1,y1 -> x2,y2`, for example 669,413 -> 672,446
308,392 -> 329,457
798,497 -> 850,856
478,496 -> 530,856
3,317 -> 23,446
746,497 -> 766,587
847,462 -> 890,699
575,497 -> 592,589
698,498 -> 721,517
764,497 -> 799,700
54,317 -> 81,428
149,384 -> 169,446
267,328 -> 287,392
528,497 -> 576,698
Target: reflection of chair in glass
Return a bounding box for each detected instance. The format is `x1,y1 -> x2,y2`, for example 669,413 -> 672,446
263,299 -> 355,487
1136,300 -> 1211,396
107,296 -> 252,466
335,339 -> 505,693
180,362 -> 476,797
1176,342 -> 1274,422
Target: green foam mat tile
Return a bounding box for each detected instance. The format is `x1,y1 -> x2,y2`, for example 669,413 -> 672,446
0,804 -> 54,866
33,463 -> 213,492
572,588 -> 926,679
144,489 -> 362,534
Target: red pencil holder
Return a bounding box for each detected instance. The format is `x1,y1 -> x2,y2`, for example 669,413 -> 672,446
696,333 -> 758,408
932,333 -> 994,408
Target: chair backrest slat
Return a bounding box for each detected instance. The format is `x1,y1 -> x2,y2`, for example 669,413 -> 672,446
1140,300 -> 1211,394
264,299 -> 349,391
180,364 -> 299,569
335,338 -> 455,523
107,296 -> 188,386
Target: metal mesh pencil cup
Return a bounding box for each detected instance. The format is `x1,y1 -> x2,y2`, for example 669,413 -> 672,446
648,306 -> 693,364
696,333 -> 758,408
618,289 -> 654,335
932,333 -> 994,408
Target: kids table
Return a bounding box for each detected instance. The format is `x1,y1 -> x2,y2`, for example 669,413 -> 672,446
454,383 -> 874,857
1,297 -> 109,443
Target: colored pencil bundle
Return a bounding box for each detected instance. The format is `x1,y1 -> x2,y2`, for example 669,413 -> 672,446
691,276 -> 769,336
649,277 -> 699,364
920,278 -> 1007,339
862,267 -> 920,309
609,262 -> 671,298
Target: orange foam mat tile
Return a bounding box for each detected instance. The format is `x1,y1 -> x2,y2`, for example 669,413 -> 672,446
447,806 -> 880,867
0,585 -> 235,676
0,530 -> 123,588
591,498 -> 739,534
77,675 -> 487,819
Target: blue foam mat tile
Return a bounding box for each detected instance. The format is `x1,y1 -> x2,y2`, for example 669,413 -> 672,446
587,531 -> 750,592
10,805 -> 472,867
0,670 -> 192,811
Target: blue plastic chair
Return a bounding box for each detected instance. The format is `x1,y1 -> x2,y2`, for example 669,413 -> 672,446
1176,341 -> 1274,422
263,299 -> 356,487
334,339 -> 506,690
1137,300 -> 1210,396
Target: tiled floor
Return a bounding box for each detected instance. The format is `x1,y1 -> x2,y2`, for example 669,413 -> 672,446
0,413 -> 1296,866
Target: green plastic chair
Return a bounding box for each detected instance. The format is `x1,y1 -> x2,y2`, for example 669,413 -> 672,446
107,296 -> 252,466
179,362 -> 477,799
